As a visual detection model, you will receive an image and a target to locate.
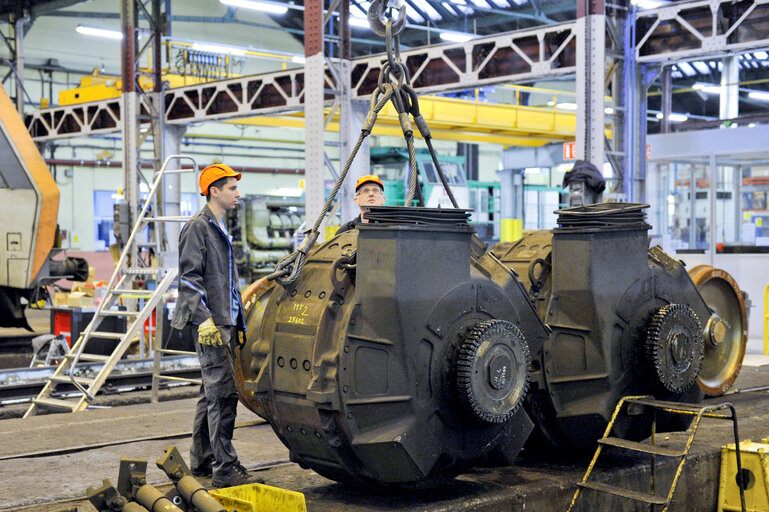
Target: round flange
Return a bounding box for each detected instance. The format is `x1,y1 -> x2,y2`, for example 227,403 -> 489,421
689,265 -> 748,396
646,303 -> 705,394
456,320 -> 530,424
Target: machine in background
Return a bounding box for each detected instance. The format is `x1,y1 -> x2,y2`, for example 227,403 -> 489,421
225,196 -> 305,284
0,86 -> 87,330
370,147 -> 501,241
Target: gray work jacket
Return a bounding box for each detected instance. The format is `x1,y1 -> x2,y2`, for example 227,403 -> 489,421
171,204 -> 245,331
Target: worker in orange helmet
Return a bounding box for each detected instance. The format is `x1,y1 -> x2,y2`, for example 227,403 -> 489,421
337,174 -> 386,234
171,163 -> 261,488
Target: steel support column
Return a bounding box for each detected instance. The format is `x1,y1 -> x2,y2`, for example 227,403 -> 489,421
575,0 -> 605,168
13,17 -> 24,114
337,0 -> 369,224
661,66 -> 672,133
720,56 -> 739,121
159,125 -> 186,269
305,0 -> 326,237
121,0 -> 139,262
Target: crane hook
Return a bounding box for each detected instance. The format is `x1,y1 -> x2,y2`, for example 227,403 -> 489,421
367,0 -> 407,37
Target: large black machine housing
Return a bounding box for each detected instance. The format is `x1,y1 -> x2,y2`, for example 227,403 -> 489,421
234,203 -> 748,489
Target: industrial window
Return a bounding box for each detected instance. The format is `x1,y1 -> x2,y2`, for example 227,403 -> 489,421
93,190 -> 116,251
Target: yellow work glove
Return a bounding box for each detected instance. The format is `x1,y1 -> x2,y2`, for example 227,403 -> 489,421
198,318 -> 223,346
237,331 -> 247,346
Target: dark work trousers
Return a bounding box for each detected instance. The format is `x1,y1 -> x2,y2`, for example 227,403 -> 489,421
189,326 -> 240,478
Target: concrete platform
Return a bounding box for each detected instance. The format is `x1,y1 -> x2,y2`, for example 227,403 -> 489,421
2,359 -> 769,512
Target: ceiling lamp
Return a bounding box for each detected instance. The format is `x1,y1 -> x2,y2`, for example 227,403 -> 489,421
748,91 -> 769,102
191,42 -> 247,56
656,112 -> 688,122
75,25 -> 123,40
693,83 -> 722,94
219,0 -> 288,15
631,0 -> 669,9
440,31 -> 475,43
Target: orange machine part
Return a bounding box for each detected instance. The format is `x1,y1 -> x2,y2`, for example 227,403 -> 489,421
0,85 -> 59,282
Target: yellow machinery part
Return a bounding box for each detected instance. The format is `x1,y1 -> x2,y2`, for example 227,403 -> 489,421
0,85 -> 59,284
59,72 -> 227,106
209,482 -> 306,512
500,218 -> 523,243
718,440 -> 769,512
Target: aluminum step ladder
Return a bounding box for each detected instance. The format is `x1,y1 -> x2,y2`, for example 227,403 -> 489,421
566,396 -> 745,512
24,155 -> 200,417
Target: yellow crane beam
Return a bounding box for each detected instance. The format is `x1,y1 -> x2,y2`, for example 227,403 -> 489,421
226,95 -> 580,147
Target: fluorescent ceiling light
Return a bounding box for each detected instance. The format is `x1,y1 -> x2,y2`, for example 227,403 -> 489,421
349,17 -> 370,29
631,0 -> 669,8
75,25 -> 123,40
291,55 -> 306,64
440,32 -> 475,43
693,83 -> 722,94
192,42 -> 247,56
748,91 -> 769,102
547,101 -> 578,111
692,61 -> 710,74
605,107 -> 614,115
219,0 -> 288,15
656,112 -> 688,122
754,51 -> 768,60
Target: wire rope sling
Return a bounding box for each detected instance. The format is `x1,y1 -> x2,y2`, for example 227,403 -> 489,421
266,0 -> 460,287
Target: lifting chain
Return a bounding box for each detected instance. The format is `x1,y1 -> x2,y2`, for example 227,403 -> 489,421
267,0 -> 458,287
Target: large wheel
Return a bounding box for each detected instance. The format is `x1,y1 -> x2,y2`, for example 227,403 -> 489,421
689,265 -> 748,396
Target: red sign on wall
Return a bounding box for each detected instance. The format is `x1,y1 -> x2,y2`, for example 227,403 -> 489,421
563,142 -> 576,160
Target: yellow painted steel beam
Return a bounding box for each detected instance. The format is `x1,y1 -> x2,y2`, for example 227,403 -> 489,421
226,115 -> 557,147
224,95 -> 586,147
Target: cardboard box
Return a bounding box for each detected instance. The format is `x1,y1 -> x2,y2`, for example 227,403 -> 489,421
67,291 -> 94,308
87,266 -> 96,283
53,292 -> 69,307
71,283 -> 94,297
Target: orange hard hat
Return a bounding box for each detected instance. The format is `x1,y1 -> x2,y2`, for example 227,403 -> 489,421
199,163 -> 241,195
355,174 -> 384,192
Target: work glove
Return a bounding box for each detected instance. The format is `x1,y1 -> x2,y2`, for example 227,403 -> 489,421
198,318 -> 223,346
237,331 -> 247,346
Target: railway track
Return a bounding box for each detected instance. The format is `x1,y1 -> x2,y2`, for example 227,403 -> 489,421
0,355 -> 201,405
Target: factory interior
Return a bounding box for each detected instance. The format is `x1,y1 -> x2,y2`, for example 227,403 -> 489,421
2,0 -> 769,510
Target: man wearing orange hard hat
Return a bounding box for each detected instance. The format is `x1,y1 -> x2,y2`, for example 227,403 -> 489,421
337,174 -> 386,234
171,163 -> 261,488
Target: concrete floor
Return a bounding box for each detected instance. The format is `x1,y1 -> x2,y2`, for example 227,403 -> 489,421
1,358 -> 768,512
2,310 -> 768,511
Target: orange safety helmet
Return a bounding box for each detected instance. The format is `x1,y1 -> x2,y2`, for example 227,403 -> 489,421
355,174 -> 384,192
199,163 -> 241,195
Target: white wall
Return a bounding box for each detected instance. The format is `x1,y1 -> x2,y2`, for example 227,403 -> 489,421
676,252 -> 769,348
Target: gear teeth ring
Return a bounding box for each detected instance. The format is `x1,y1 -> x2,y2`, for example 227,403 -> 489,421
456,320 -> 530,424
646,304 -> 704,394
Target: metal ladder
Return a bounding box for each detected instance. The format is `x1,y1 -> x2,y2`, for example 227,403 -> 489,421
566,396 -> 745,512
24,155 -> 200,417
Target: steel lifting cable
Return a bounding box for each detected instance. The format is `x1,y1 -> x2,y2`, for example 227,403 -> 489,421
267,85 -> 394,286
267,0 -> 458,287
